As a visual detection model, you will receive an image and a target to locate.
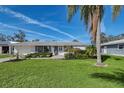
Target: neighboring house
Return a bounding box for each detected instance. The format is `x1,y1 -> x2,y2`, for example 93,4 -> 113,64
0,41 -> 87,56
101,39 -> 124,56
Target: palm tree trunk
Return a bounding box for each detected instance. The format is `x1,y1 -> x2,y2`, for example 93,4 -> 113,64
96,19 -> 102,65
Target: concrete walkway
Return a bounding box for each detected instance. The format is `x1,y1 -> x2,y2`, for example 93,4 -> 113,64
0,54 -> 64,63
0,57 -> 16,63
51,54 -> 64,59
31,54 -> 64,60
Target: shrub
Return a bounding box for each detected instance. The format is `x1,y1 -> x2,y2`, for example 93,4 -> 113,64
64,53 -> 75,59
64,45 -> 97,59
64,47 -> 74,52
25,52 -> 53,58
64,48 -> 89,59
75,53 -> 88,59
73,48 -> 82,54
85,45 -> 96,58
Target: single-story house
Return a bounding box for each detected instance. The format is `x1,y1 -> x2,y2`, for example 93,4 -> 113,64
101,39 -> 124,56
0,41 -> 87,56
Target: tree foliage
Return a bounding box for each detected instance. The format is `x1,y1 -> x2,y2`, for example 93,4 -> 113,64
14,30 -> 26,42
100,32 -> 124,43
68,5 -> 104,43
112,5 -> 122,20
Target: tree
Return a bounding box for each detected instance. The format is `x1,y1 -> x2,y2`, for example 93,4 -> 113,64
72,39 -> 79,42
68,5 -> 105,66
32,39 -> 40,42
14,30 -> 26,42
100,32 -> 108,43
6,35 -> 15,41
0,33 -> 6,41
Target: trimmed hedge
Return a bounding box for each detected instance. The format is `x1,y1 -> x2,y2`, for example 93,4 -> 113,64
25,52 -> 53,58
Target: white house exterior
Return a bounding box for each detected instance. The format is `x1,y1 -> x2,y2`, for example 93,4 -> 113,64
101,39 -> 124,56
0,41 -> 87,56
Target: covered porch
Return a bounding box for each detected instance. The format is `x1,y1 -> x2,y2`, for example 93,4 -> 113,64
0,45 -> 12,54
35,46 -> 65,55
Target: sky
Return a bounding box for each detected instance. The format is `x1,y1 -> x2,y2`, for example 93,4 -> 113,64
0,5 -> 124,44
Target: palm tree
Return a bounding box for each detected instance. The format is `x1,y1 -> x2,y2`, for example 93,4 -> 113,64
68,5 -> 105,66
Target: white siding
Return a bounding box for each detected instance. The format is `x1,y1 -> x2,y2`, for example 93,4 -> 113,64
14,46 -> 35,55
102,44 -> 124,56
0,46 -> 2,54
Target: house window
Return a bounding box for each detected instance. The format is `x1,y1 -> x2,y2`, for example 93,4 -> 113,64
35,46 -> 44,53
118,44 -> 124,49
44,46 -> 49,52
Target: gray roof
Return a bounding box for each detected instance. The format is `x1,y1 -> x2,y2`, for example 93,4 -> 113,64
101,39 -> 124,46
0,41 -> 11,46
12,41 -> 87,46
0,41 -> 19,46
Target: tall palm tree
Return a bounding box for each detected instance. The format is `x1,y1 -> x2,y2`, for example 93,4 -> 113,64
68,5 -> 105,66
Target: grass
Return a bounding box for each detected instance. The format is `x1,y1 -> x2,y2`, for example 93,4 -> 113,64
0,54 -> 13,58
0,56 -> 124,87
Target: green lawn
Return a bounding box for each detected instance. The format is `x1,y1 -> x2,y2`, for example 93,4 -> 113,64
0,56 -> 124,88
0,54 -> 12,58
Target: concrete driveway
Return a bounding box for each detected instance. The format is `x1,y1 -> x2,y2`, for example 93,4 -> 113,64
0,57 -> 16,63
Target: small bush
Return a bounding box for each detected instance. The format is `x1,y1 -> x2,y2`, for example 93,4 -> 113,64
101,55 -> 111,62
64,53 -> 75,59
85,45 -> 96,58
75,53 -> 88,59
25,52 -> 53,58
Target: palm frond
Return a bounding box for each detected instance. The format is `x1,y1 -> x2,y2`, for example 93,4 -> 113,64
80,6 -> 91,30
67,5 -> 104,43
67,5 -> 79,22
112,5 -> 122,20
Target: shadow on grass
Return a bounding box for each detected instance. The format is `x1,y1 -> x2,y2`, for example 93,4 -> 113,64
91,69 -> 124,86
110,56 -> 124,61
5,59 -> 26,63
113,57 -> 123,61
101,55 -> 111,62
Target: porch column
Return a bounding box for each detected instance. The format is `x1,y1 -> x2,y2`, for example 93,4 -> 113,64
49,46 -> 51,52
42,46 -> 44,52
51,46 -> 55,55
9,46 -> 11,55
57,46 -> 59,54
0,46 -> 2,54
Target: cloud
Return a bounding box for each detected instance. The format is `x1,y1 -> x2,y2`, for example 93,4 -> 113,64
0,22 -> 62,40
0,6 -> 76,39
